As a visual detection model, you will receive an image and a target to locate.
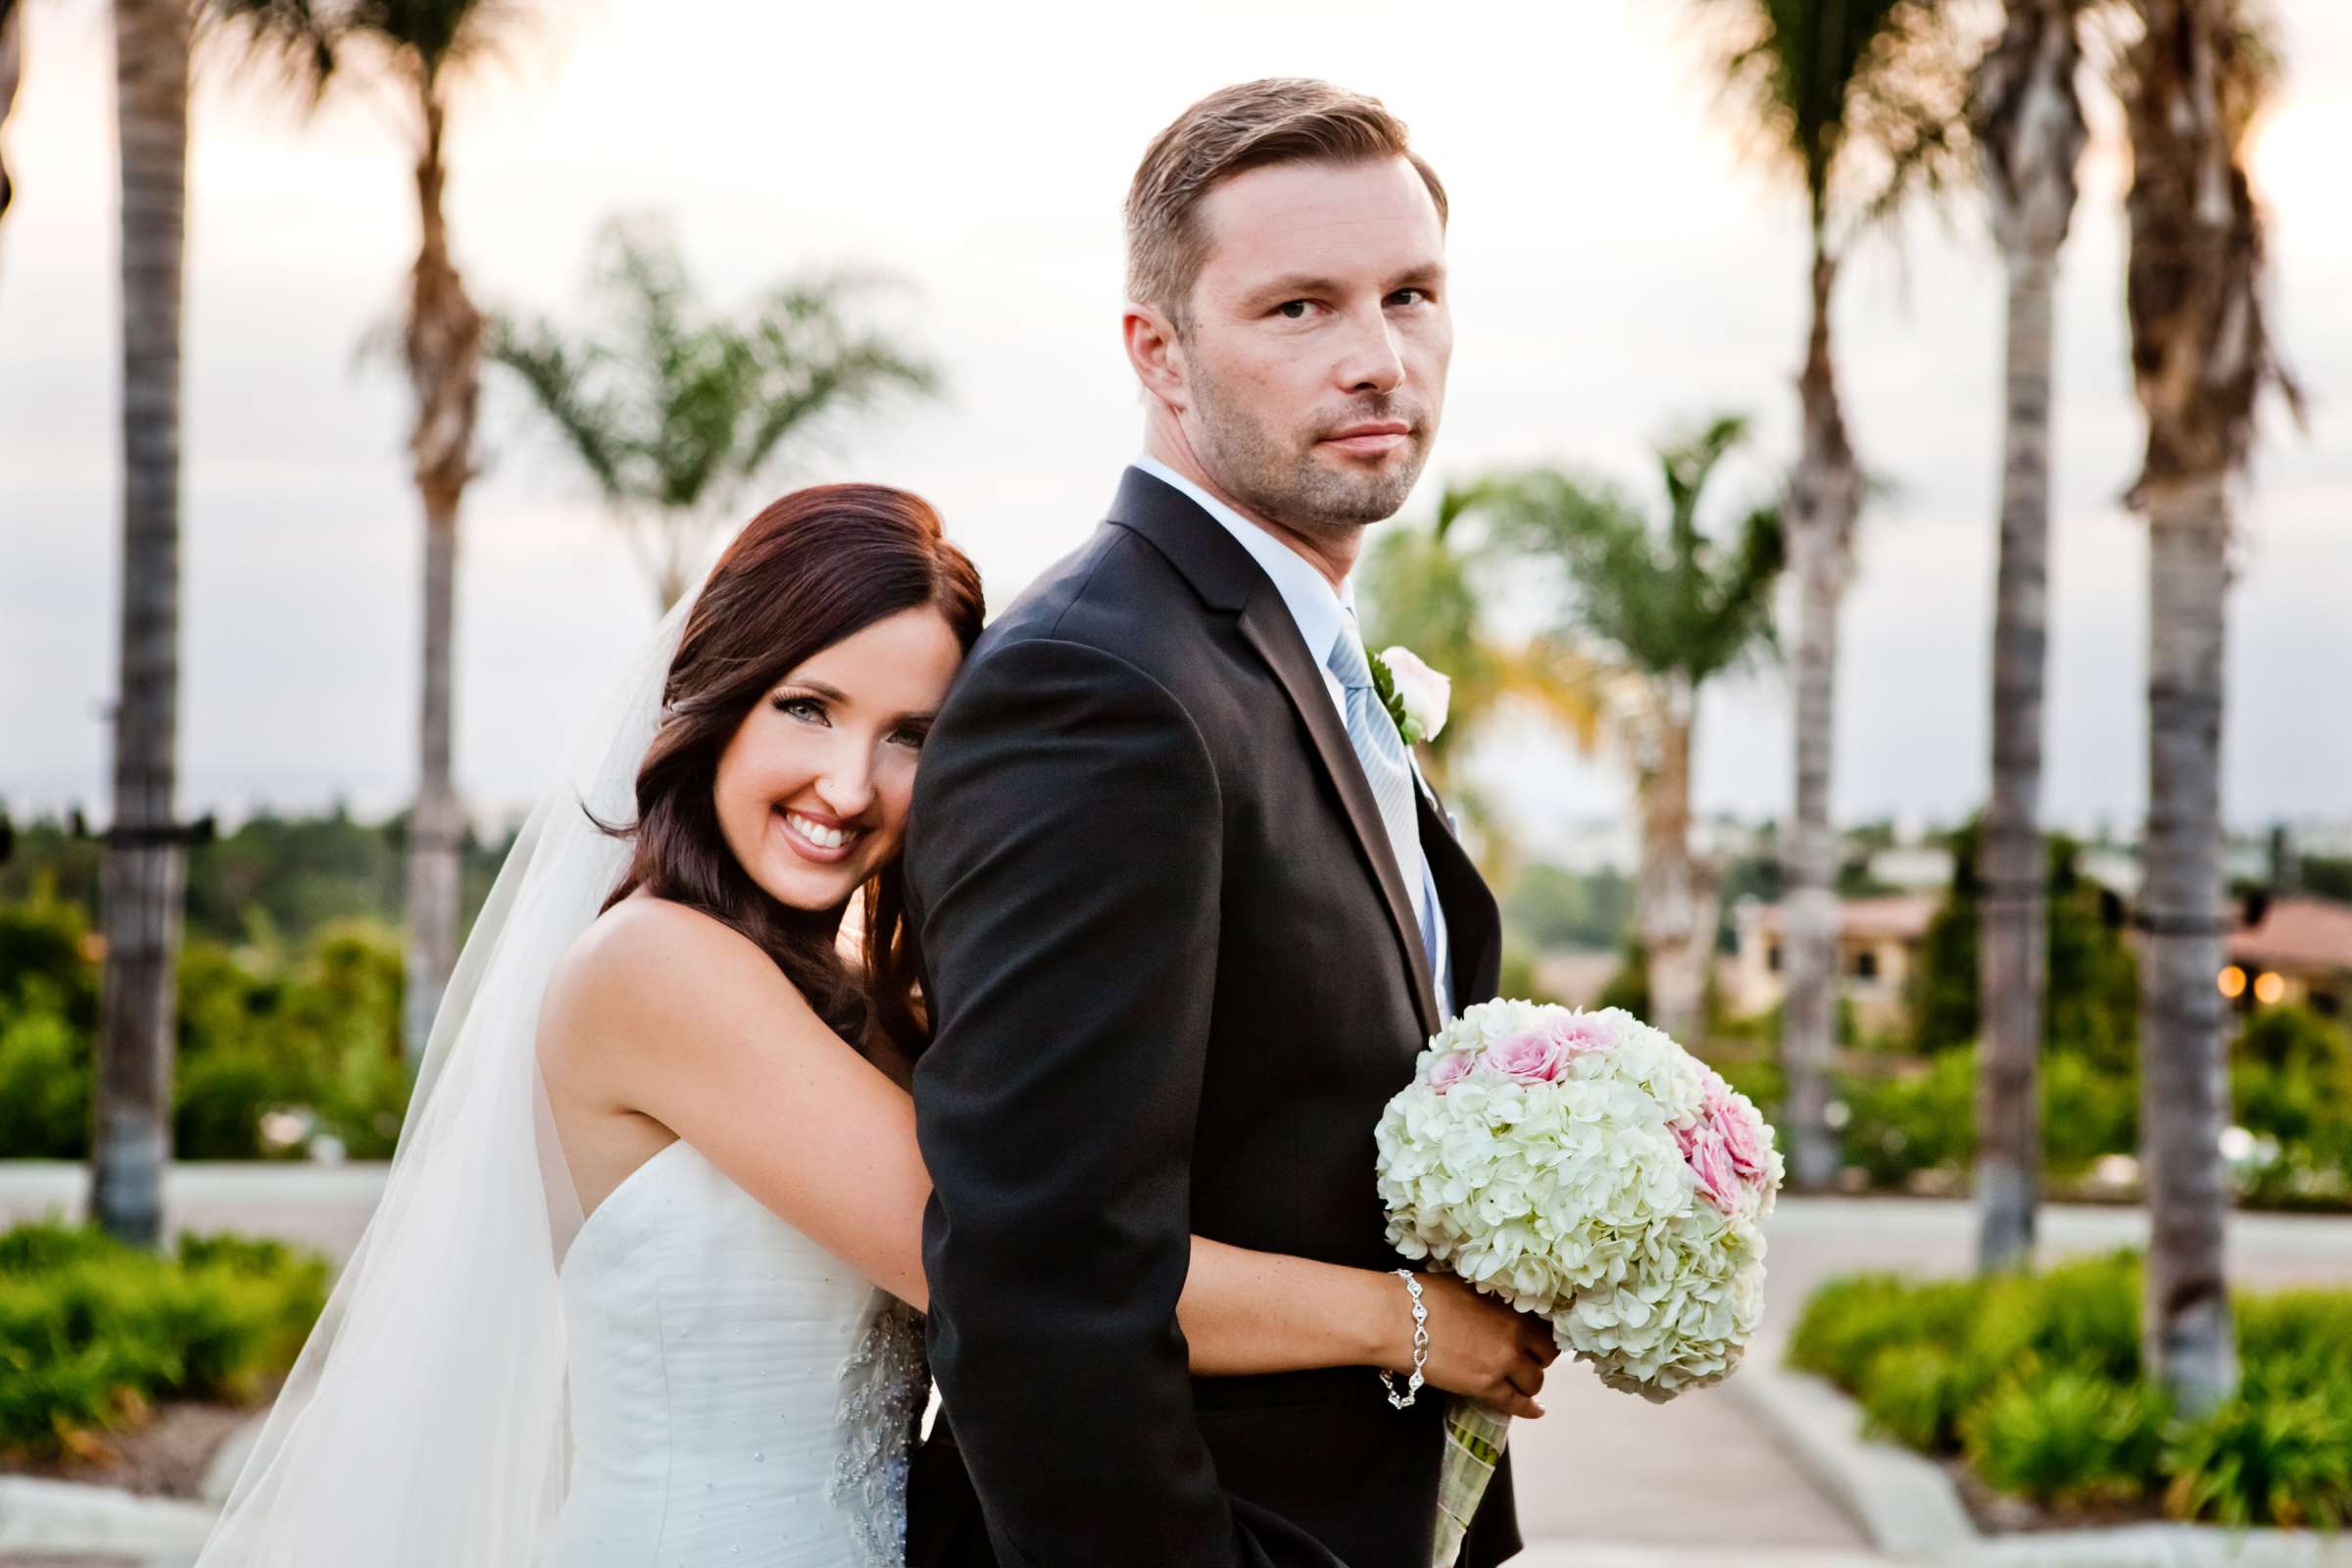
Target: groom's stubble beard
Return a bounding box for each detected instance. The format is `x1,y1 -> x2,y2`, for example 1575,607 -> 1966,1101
1185,356 -> 1438,546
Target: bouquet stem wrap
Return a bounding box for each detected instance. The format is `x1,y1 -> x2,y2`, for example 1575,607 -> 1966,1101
1431,1398 -> 1510,1567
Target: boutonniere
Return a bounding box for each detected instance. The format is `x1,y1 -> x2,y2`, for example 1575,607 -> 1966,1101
1369,646 -> 1450,747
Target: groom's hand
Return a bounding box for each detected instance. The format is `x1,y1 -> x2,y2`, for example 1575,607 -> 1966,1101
1403,1275 -> 1560,1419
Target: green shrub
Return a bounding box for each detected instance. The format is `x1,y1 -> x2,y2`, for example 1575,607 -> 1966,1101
2237,1005 -> 2351,1077
2238,1292 -> 2352,1401
2000,1251 -> 2142,1385
1789,1273 -> 1981,1389
1961,1370 -> 2163,1508
1858,1342 -> 1985,1451
2042,1052 -> 2138,1177
1798,1256 -> 2352,1529
0,1222 -> 327,1459
0,1001 -> 92,1158
0,1222 -> 122,1275
172,1048 -> 284,1160
1834,1052 -> 1977,1185
2164,1394 -> 2352,1529
0,897 -> 100,1031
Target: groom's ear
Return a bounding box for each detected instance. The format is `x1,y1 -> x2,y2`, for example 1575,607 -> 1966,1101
1122,304 -> 1190,415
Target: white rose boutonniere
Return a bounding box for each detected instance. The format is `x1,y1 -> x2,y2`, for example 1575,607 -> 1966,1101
1371,646 -> 1449,747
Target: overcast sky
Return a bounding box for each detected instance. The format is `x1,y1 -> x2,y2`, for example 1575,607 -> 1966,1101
3,0 -> 2347,849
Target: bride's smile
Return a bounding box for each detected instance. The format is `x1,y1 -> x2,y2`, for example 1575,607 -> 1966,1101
712,606 -> 964,911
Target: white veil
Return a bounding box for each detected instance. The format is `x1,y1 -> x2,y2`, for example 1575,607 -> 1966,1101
195,595 -> 694,1566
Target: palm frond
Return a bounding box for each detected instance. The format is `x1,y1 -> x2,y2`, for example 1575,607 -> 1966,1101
1452,417 -> 1785,692
202,0 -> 536,110
484,214 -> 940,591
1687,0 -> 1973,243
201,0 -> 342,109
2117,0 -> 2301,495
485,312 -> 626,497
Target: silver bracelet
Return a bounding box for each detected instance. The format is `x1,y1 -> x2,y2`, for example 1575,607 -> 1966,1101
1378,1268 -> 1429,1409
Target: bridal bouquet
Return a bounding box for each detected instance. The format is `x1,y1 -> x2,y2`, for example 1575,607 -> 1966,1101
1373,1000 -> 1784,1564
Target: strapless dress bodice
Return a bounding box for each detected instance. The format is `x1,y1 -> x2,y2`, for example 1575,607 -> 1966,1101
544,1139 -> 924,1568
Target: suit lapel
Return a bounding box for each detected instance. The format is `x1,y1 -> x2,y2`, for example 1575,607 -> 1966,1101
1107,467 -> 1442,1037
1236,593 -> 1442,1036
1416,775 -> 1501,1005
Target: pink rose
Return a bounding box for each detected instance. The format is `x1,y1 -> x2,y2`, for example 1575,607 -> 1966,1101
1544,1013 -> 1619,1055
1427,1051 -> 1479,1094
1481,1028 -> 1570,1083
1700,1071 -> 1769,1183
1679,1123 -> 1741,1213
1713,1102 -> 1768,1184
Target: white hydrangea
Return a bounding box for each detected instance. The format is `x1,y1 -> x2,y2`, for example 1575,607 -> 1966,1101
1375,1001 -> 1786,1403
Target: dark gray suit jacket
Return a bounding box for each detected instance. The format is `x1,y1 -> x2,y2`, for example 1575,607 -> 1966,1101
904,467 -> 1522,1568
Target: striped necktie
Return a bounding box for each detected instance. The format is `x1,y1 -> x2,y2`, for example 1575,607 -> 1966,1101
1325,622 -> 1436,978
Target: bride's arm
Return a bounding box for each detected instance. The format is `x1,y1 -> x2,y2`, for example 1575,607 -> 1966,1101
547,900 -> 1551,1414
1177,1236 -> 1553,1415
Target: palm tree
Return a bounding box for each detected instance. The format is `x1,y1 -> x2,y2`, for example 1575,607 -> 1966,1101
1690,0 -> 1968,1187
490,217 -> 939,612
2118,0 -> 2293,1416
1969,0 -> 2095,1275
211,0 -> 523,1065
90,0 -> 191,1248
1444,418 -> 1783,1043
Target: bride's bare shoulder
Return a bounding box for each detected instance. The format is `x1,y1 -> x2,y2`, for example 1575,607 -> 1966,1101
541,896 -> 808,1066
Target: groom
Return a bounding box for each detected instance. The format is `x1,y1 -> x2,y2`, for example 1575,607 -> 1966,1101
904,79 -> 1520,1568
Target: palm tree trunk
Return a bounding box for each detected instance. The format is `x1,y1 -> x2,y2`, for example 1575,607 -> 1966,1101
1640,682 -> 1714,1043
1972,0 -> 2085,1278
2138,473 -> 2237,1415
1780,248 -> 1858,1192
398,93 -> 483,1066
1977,246 -> 2058,1274
91,0 -> 188,1248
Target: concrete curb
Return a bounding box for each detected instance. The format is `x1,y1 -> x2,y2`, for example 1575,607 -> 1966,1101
1961,1528 -> 2352,1567
1725,1359 -> 1980,1557
0,1476 -> 216,1559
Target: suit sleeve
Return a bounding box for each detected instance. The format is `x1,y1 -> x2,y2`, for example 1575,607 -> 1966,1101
906,636 -> 1341,1568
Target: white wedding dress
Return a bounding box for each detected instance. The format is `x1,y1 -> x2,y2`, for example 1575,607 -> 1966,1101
546,1139 -> 928,1568
193,597 -> 932,1568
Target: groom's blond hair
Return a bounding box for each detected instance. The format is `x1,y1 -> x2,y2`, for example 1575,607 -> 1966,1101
1125,78 -> 1447,334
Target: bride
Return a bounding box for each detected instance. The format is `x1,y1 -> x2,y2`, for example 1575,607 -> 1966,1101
193,484 -> 1556,1567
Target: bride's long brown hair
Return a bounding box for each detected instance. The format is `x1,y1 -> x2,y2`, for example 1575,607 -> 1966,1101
600,484 -> 984,1062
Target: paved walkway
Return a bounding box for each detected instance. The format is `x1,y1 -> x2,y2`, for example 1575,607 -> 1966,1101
8,1168 -> 2352,1565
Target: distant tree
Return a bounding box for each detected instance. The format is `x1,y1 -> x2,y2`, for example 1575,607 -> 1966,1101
1971,0 -> 2100,1277
91,0 -> 193,1247
2119,0 -> 2297,1416
1445,416 -> 1783,1044
490,217 -> 940,611
1911,825 -> 2138,1072
2300,857 -> 2352,906
210,0 -> 532,1066
1503,863 -> 1640,955
1688,0 -> 1971,1186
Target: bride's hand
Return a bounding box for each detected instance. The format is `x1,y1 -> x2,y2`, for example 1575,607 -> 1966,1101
1382,1273 -> 1559,1418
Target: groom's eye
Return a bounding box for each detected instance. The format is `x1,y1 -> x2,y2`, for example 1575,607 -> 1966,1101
1273,299 -> 1314,319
